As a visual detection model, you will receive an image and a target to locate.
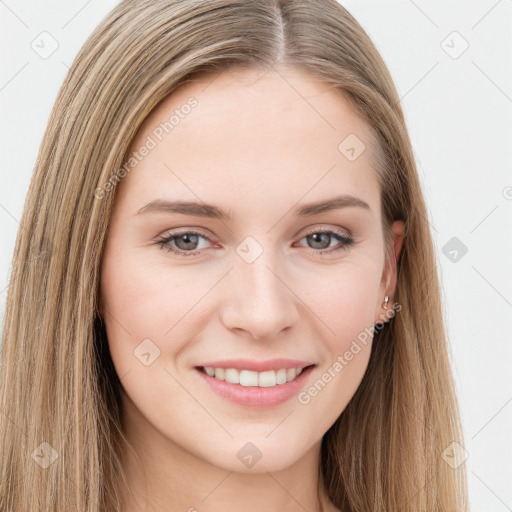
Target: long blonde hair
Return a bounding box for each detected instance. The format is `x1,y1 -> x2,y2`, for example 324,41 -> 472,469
0,0 -> 469,510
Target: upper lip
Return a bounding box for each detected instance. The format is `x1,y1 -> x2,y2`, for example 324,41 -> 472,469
196,358 -> 315,373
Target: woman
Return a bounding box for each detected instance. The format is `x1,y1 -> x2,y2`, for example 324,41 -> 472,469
0,0 -> 469,510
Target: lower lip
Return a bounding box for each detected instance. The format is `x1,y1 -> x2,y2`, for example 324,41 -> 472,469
193,365 -> 316,409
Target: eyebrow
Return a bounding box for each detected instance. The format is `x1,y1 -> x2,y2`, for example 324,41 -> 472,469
134,194 -> 371,220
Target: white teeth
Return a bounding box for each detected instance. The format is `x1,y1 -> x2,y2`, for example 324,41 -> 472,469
240,370 -> 259,386
276,368 -> 287,384
224,368 -> 239,383
202,366 -> 308,386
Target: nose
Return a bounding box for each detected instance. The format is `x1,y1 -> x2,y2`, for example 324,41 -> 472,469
219,252 -> 300,340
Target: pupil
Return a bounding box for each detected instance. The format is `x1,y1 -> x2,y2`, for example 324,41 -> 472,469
177,234 -> 198,250
309,233 -> 330,249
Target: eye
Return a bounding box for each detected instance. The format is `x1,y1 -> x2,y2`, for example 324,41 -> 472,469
154,227 -> 356,257
294,227 -> 355,255
155,230 -> 213,256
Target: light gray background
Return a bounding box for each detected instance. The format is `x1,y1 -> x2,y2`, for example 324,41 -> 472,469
1,1 -> 511,510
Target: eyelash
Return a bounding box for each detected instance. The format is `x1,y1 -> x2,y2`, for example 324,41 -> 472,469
154,227 -> 355,257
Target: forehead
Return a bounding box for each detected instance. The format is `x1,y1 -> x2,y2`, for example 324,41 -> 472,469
116,66 -> 380,219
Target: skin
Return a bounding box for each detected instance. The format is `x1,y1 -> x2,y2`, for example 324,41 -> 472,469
99,65 -> 404,512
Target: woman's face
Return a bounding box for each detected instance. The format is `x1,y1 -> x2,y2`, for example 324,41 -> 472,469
100,65 -> 403,474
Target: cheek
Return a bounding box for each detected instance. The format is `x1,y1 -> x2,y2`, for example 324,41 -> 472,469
291,267 -> 380,434
294,261 -> 381,345
100,252 -> 210,370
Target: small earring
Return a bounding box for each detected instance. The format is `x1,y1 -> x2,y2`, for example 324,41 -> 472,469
383,295 -> 389,309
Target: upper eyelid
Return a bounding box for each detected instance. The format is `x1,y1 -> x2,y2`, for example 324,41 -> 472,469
158,225 -> 353,247
301,225 -> 351,237
159,225 -> 351,239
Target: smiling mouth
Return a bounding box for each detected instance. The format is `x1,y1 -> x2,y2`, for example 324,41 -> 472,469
195,364 -> 316,387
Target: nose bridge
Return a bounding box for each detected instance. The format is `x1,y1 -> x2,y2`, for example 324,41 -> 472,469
221,237 -> 299,338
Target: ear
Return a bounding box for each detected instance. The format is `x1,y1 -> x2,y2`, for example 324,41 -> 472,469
375,220 -> 405,324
